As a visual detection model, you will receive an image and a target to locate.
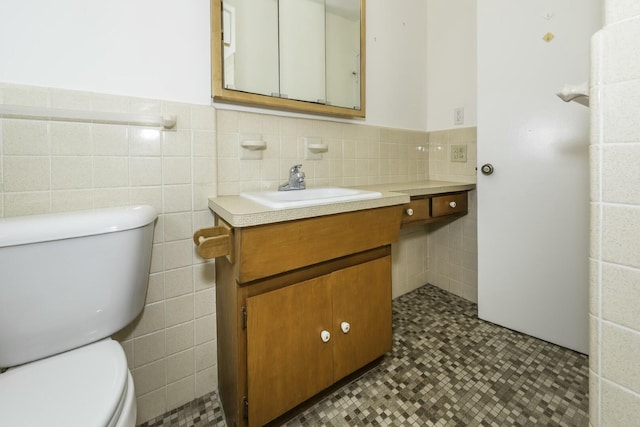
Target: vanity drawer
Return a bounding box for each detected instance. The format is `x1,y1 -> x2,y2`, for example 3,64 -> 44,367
402,198 -> 430,224
236,205 -> 403,283
431,193 -> 468,217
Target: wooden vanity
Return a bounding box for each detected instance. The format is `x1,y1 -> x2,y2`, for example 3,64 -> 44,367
198,182 -> 474,427
214,206 -> 402,427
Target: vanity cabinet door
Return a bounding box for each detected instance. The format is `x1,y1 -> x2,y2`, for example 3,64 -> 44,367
246,275 -> 334,427
332,256 -> 392,381
245,256 -> 392,426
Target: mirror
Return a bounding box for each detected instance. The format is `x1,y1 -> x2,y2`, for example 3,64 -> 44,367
211,0 -> 365,118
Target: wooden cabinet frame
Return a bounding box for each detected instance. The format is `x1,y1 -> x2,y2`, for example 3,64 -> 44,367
215,206 -> 402,427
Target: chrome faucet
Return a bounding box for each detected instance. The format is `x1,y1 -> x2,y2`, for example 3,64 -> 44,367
279,164 -> 306,191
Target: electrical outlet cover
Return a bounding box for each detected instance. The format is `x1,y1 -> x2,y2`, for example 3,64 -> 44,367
451,144 -> 467,163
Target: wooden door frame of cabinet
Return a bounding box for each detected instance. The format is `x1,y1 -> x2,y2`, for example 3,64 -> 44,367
216,246 -> 392,427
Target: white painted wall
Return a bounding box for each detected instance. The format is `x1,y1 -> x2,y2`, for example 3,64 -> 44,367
0,0 -> 431,131
426,0 -> 477,131
0,0 -> 212,105
366,1 -> 428,130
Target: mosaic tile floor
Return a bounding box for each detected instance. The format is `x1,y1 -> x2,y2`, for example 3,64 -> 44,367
140,284 -> 589,427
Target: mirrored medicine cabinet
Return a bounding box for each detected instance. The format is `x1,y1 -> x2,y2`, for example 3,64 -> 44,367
211,0 -> 366,118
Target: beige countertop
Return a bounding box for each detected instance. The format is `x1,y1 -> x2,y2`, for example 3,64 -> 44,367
208,180 -> 475,228
354,180 -> 475,197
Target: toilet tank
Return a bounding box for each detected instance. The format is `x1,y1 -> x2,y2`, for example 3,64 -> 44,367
0,205 -> 157,368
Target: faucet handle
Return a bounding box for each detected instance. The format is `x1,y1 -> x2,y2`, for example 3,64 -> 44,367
290,164 -> 303,174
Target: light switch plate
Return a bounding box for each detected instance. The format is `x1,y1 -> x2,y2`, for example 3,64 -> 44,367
451,144 -> 467,163
454,107 -> 465,125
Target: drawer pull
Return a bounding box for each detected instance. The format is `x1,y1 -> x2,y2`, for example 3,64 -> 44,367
320,330 -> 331,343
341,322 -> 351,334
405,208 -> 414,216
449,201 -> 457,208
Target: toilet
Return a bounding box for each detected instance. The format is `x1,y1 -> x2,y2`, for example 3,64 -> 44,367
0,205 -> 157,427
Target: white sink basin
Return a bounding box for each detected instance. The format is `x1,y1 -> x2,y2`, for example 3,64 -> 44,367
240,187 -> 382,209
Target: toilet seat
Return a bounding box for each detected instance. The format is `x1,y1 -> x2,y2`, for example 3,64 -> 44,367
0,338 -> 132,427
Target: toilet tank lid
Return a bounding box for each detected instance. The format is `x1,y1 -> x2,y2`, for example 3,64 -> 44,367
0,205 -> 157,248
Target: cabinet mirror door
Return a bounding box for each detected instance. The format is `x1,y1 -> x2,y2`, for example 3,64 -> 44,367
212,0 -> 366,118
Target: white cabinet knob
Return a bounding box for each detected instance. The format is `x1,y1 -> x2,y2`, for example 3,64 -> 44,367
449,201 -> 457,208
320,330 -> 331,343
405,208 -> 414,216
340,322 -> 351,334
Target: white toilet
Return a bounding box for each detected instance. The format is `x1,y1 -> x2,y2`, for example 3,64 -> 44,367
0,205 -> 157,427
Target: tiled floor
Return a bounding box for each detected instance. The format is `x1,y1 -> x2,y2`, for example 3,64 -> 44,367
140,284 -> 589,427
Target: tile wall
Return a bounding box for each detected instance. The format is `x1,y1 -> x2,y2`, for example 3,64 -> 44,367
0,83 -> 218,424
590,2 -> 640,425
214,108 -> 436,300
427,128 -> 478,302
0,83 -> 480,425
214,108 -> 479,301
215,108 -> 431,194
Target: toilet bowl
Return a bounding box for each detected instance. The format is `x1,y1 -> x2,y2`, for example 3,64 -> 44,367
0,205 -> 157,427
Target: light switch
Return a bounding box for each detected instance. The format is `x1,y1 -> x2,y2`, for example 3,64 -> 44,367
451,144 -> 467,163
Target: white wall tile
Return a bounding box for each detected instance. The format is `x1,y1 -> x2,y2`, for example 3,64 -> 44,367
602,263 -> 640,330
163,130 -> 192,157
163,184 -> 192,213
591,8 -> 640,425
93,124 -> 129,156
602,80 -> 640,143
602,322 -> 640,391
166,376 -> 195,410
51,190 -> 93,212
194,288 -> 216,319
167,349 -> 195,384
2,120 -> 49,155
4,156 -> 50,191
605,0 -> 640,24
602,205 -> 640,268
133,302 -> 165,337
50,122 -> 92,155
130,157 -> 162,186
134,331 -> 166,367
195,366 -> 218,398
0,85 -> 221,425
191,106 -> 216,131
195,314 -> 216,345
602,144 -> 640,204
165,294 -> 194,328
163,157 -> 192,185
165,322 -> 195,356
93,156 -> 128,188
51,156 -> 92,189
165,266 -> 194,299
601,380 -> 640,424
93,188 -> 130,209
136,388 -> 166,425
164,212 -> 193,242
133,359 -> 166,395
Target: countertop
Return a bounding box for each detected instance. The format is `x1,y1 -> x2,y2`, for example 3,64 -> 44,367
208,180 -> 475,228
